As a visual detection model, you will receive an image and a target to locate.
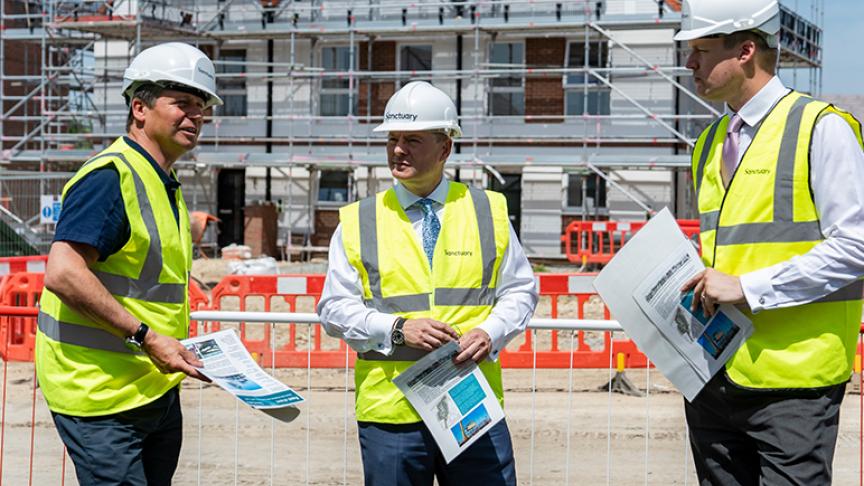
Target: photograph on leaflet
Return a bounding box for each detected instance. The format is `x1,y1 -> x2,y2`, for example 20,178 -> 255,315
214,373 -> 264,392
676,289 -> 741,359
696,312 -> 741,359
188,339 -> 223,359
675,290 -> 710,340
450,403 -> 492,446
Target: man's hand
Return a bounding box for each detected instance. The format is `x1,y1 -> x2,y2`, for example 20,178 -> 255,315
143,331 -> 210,382
402,318 -> 459,351
454,328 -> 492,364
681,268 -> 746,317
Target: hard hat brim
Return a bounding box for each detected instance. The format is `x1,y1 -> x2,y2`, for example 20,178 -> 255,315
125,72 -> 223,108
373,120 -> 461,138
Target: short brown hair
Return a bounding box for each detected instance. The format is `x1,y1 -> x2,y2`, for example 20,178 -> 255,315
125,83 -> 163,130
723,31 -> 778,74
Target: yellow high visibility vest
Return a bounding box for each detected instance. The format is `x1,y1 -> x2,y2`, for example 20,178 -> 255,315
340,182 -> 510,423
692,91 -> 864,389
36,137 -> 192,416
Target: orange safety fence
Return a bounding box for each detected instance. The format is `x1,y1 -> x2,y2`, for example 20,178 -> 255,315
204,274 -> 348,368
561,219 -> 700,265
0,272 -> 652,369
0,273 -> 209,362
0,256 -> 47,276
501,274 -> 648,368
3,271 -> 863,371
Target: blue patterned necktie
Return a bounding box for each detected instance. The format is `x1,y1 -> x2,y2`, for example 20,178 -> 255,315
416,198 -> 441,267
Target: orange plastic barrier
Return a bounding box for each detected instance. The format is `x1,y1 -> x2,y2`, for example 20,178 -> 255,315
0,273 -> 208,362
0,256 -> 47,276
561,219 -> 701,265
204,274 -> 349,368
202,273 -> 650,369
500,274 -> 648,368
0,272 -> 43,362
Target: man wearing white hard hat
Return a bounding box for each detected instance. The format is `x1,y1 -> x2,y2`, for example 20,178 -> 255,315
36,42 -> 221,485
318,81 -> 537,485
675,1 -> 864,483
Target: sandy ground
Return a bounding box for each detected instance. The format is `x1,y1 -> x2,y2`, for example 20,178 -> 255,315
3,260 -> 861,484
1,362 -> 862,485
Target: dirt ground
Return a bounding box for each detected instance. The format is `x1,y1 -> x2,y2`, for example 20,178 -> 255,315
3,260 -> 861,484
2,362 -> 862,485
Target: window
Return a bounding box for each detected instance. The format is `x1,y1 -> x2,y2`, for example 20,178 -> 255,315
399,45 -> 432,84
318,170 -> 350,203
564,41 -> 611,116
217,50 -> 247,117
566,173 -> 607,209
488,43 -> 524,116
321,46 -> 356,116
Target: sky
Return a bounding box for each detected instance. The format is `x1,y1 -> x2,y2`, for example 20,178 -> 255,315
817,0 -> 863,95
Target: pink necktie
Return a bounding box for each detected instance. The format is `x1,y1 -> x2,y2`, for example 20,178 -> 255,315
721,114 -> 744,187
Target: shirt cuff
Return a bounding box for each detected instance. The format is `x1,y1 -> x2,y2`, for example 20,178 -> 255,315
367,313 -> 398,355
740,266 -> 776,313
477,319 -> 506,362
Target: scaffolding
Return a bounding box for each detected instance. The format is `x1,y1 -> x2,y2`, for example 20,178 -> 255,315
0,0 -> 826,258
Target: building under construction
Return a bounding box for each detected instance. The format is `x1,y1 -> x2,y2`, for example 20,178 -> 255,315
0,0 -> 825,259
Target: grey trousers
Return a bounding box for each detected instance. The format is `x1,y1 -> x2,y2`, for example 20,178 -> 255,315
685,371 -> 846,486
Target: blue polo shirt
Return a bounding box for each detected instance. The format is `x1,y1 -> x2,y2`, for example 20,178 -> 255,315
53,137 -> 181,261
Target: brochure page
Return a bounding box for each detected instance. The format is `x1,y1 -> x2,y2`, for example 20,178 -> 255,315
392,341 -> 505,463
182,329 -> 304,422
594,208 -> 753,401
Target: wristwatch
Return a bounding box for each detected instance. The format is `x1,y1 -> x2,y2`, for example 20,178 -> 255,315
125,323 -> 150,352
391,317 -> 407,346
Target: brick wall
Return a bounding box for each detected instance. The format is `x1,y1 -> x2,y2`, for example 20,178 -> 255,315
358,41 -> 396,118
525,37 -> 565,123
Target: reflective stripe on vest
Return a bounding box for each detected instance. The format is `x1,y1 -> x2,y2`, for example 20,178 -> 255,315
696,96 -> 820,246
342,182 -> 508,423
692,91 -> 864,389
83,153 -> 185,305
35,137 -> 190,417
37,311 -> 142,355
358,186 -> 497,315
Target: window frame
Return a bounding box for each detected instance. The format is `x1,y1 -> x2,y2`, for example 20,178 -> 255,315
487,41 -> 525,117
565,172 -> 608,211
216,49 -> 248,117
397,44 -> 434,86
563,40 -> 612,116
319,45 -> 357,117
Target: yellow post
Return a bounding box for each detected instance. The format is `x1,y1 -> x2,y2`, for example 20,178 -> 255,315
616,352 -> 626,373
855,353 -> 861,374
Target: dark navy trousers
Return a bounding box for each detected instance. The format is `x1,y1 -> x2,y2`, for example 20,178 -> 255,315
358,418 -> 516,486
52,387 -> 183,486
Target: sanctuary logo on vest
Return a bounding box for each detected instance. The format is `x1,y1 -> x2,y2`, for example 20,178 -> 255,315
444,249 -> 473,257
743,168 -> 771,175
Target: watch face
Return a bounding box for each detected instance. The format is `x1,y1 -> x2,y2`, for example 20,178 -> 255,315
124,337 -> 143,352
392,329 -> 405,346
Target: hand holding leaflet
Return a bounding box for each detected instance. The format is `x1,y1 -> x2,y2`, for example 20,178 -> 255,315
392,341 -> 505,463
594,208 -> 753,401
182,329 -> 304,423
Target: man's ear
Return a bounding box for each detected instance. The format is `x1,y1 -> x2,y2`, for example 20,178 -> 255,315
440,137 -> 453,162
738,39 -> 757,65
130,98 -> 148,126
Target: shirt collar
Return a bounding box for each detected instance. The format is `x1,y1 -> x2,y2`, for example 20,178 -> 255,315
122,136 -> 181,188
726,76 -> 790,128
394,177 -> 449,210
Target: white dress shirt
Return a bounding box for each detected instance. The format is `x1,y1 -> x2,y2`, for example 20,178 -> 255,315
317,177 -> 538,360
725,76 -> 864,312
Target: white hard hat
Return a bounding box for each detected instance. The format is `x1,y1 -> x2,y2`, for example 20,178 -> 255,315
674,0 -> 780,48
122,42 -> 223,108
373,81 -> 462,138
